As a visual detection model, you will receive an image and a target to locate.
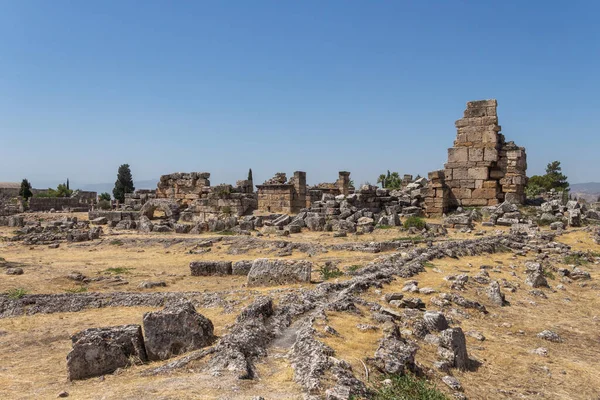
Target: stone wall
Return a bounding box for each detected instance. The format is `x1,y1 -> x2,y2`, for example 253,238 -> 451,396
29,197 -> 91,212
443,99 -> 527,207
156,172 -> 211,206
423,170 -> 449,216
257,172 -> 307,214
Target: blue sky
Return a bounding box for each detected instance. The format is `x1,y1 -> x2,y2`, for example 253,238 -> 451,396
1,1 -> 599,189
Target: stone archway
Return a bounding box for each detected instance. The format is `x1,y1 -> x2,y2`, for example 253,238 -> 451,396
139,199 -> 181,221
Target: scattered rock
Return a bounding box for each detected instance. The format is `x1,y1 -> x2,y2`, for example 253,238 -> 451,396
143,301 -> 215,361
537,330 -> 562,343
247,259 -> 312,287
66,324 -> 147,380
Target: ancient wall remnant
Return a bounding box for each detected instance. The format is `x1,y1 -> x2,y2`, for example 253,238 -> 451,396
256,171 -> 307,214
156,172 -> 211,206
423,170 -> 449,216
443,99 -> 527,207
155,172 -> 257,221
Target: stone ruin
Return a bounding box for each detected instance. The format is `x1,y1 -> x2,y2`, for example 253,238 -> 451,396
423,99 -> 527,216
156,172 -> 257,222
443,99 -> 527,207
256,171 -> 307,214
256,171 -> 352,214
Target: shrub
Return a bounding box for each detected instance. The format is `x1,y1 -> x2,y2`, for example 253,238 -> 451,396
346,265 -> 361,272
6,288 -> 28,299
563,254 -> 588,266
110,239 -> 124,246
99,192 -> 111,201
404,216 -> 426,230
372,374 -> 448,400
97,199 -> 112,210
103,267 -> 133,275
317,263 -> 343,280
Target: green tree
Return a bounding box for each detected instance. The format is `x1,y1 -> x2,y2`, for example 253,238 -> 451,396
55,183 -> 73,197
66,178 -> 70,190
99,192 -> 111,201
19,179 -> 33,200
113,164 -> 135,202
526,160 -> 569,197
248,168 -> 253,181
544,161 -> 569,190
378,171 -> 403,189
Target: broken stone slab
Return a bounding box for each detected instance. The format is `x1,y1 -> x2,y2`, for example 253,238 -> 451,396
66,324 -> 147,380
438,327 -> 469,370
537,330 -> 562,343
232,260 -> 253,276
525,262 -> 548,288
423,311 -> 449,332
247,259 -> 312,287
90,217 -> 108,225
372,327 -> 417,375
441,375 -> 462,391
138,281 -> 167,289
6,268 -> 24,275
189,261 -> 232,276
143,301 -> 215,361
487,281 -> 507,306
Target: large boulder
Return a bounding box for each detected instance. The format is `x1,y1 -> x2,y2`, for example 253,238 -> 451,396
525,262 -> 548,288
438,328 -> 469,371
143,301 -> 215,361
247,259 -> 312,287
66,325 -> 147,380
190,261 -> 232,276
305,216 -> 326,231
372,326 -> 417,375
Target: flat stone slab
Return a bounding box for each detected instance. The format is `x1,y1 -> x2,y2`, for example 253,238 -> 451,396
247,258 -> 312,287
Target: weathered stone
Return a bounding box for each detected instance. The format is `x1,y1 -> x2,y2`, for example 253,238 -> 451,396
423,311 -> 449,332
438,328 -> 469,370
143,301 -> 215,361
189,261 -> 232,276
487,281 -> 506,306
247,259 -> 312,287
66,324 -> 147,380
232,260 -> 253,276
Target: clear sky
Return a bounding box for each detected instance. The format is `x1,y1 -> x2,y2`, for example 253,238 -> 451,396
1,0 -> 599,189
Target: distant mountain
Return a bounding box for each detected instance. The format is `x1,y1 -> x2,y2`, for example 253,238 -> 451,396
570,182 -> 600,202
570,182 -> 600,194
78,179 -> 158,195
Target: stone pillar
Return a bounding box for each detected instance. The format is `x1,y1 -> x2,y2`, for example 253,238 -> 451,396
424,170 -> 449,217
292,171 -> 307,212
336,171 -> 351,196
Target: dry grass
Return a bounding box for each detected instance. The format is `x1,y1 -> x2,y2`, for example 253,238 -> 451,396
361,247 -> 600,400
318,308 -> 382,382
1,220 -> 600,399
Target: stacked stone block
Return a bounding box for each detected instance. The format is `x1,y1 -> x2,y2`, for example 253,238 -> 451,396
156,172 -> 211,205
424,170 -> 448,217
444,99 -> 526,207
256,172 -> 307,214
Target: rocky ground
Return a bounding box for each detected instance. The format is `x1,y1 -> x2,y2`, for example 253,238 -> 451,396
1,212 -> 599,400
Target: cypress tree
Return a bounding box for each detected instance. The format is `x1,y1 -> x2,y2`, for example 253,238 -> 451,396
113,164 -> 135,202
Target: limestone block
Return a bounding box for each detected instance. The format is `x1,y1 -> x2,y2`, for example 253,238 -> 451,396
448,147 -> 468,163
468,167 -> 489,180
472,188 -> 498,199
468,148 -> 484,162
483,148 -> 498,162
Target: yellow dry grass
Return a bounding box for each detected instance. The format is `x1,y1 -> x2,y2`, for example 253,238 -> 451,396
1,221 -> 600,399
361,245 -> 600,400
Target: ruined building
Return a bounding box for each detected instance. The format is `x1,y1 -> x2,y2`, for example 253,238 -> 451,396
424,99 -> 527,215
256,172 -> 307,214
256,171 -> 352,214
